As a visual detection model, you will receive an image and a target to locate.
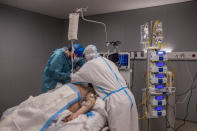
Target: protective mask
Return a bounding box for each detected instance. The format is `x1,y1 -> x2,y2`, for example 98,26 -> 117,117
73,56 -> 79,61
85,53 -> 98,61
73,56 -> 80,66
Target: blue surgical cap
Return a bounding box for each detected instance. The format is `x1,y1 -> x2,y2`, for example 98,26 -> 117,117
73,44 -> 84,57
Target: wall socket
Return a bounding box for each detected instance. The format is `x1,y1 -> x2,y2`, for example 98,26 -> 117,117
167,52 -> 197,60
130,51 -> 197,61
131,51 -> 147,59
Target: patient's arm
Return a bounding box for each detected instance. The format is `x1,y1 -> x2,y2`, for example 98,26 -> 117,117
73,92 -> 96,115
63,92 -> 96,122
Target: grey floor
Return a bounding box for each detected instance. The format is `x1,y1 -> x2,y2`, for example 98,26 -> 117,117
175,120 -> 197,131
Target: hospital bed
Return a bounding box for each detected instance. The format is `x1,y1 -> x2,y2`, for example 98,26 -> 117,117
0,97 -> 108,131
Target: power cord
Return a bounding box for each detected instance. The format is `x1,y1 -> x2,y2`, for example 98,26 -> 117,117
176,85 -> 197,96
175,72 -> 197,131
175,88 -> 193,131
176,71 -> 197,101
166,116 -> 176,131
165,72 -> 197,131
166,103 -> 176,131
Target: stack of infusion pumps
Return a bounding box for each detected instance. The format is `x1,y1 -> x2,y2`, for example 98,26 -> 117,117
147,50 -> 175,118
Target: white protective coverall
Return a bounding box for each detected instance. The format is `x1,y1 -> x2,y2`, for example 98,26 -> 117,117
0,84 -> 81,131
72,56 -> 139,131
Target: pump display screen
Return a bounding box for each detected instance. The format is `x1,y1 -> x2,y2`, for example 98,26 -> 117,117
119,54 -> 128,66
155,96 -> 164,100
155,84 -> 165,89
155,73 -> 165,78
156,51 -> 166,56
155,106 -> 163,111
156,62 -> 165,67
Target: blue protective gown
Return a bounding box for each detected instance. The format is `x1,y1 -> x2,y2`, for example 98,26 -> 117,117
42,47 -> 85,93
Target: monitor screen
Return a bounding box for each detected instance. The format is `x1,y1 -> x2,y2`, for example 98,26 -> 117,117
156,62 -> 165,67
156,73 -> 165,78
155,84 -> 165,89
155,106 -> 163,111
108,53 -> 119,63
119,54 -> 129,66
155,96 -> 164,100
156,51 -> 166,56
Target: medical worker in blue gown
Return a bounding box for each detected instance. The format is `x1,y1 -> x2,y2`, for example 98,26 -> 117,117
71,45 -> 139,131
42,44 -> 85,93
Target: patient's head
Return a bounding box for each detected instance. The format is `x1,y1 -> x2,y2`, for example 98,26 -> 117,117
74,83 -> 95,93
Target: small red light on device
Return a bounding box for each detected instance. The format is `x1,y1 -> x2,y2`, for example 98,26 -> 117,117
192,54 -> 196,57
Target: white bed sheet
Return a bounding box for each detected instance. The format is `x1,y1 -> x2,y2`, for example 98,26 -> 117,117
0,97 -> 107,131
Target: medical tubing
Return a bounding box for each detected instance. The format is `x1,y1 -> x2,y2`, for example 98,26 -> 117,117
138,115 -> 146,120
40,84 -> 81,131
168,61 -> 176,83
71,40 -> 74,75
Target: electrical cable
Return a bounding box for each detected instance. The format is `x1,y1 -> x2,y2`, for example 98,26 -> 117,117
176,86 -> 197,96
176,90 -> 191,104
146,71 -> 151,131
166,116 -> 176,131
166,115 -> 167,131
176,61 -> 196,96
176,71 -> 197,96
175,88 -> 193,131
176,61 -> 196,97
185,62 -> 194,82
166,103 -> 176,131
175,72 -> 197,131
165,63 -> 197,131
139,114 -> 146,120
137,102 -> 145,107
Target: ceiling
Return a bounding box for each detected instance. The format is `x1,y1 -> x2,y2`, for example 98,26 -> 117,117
0,0 -> 192,19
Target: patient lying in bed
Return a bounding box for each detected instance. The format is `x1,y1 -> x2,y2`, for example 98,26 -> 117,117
0,83 -> 106,131
62,83 -> 97,122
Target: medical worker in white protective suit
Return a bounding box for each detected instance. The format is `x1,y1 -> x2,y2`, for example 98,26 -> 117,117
72,45 -> 139,131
